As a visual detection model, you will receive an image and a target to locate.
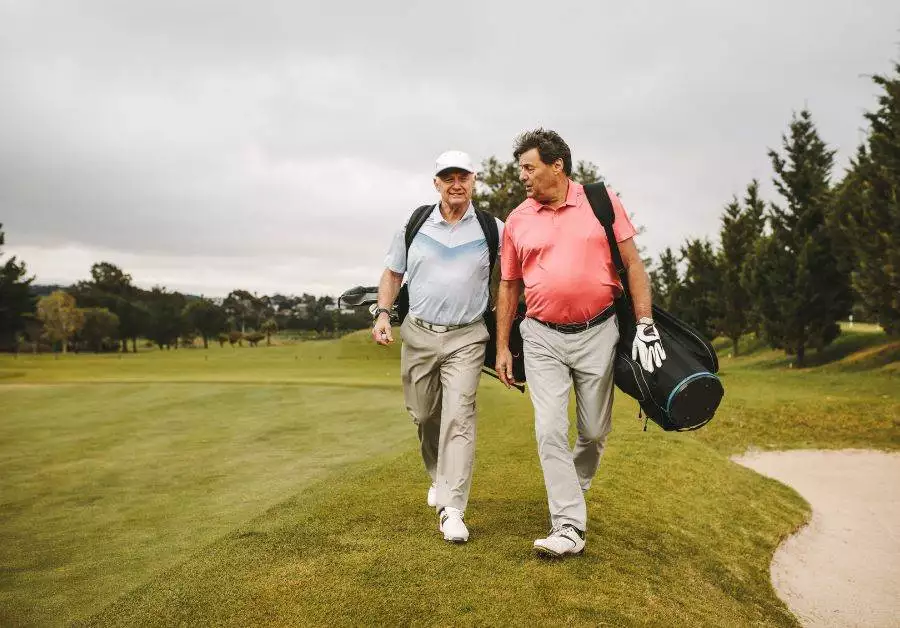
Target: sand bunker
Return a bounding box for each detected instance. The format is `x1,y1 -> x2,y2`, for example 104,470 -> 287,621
733,449 -> 900,627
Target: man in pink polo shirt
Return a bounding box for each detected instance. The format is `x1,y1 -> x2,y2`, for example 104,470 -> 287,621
495,129 -> 665,557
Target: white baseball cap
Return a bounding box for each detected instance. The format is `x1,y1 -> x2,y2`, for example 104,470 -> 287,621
434,150 -> 475,177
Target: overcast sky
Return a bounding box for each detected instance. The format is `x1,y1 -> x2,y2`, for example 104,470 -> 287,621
1,1 -> 898,297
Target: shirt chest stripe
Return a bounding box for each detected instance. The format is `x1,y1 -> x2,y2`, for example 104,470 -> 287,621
412,233 -> 487,257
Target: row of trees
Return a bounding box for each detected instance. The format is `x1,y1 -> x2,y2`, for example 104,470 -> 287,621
471,62 -> 898,366
646,65 -> 899,364
0,249 -> 372,353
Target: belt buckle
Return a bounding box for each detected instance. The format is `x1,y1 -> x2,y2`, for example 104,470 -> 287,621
417,317 -> 451,333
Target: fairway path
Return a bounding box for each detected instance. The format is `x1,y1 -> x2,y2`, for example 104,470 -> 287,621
733,449 -> 900,627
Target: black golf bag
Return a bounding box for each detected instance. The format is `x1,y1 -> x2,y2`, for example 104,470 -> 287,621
583,183 -> 724,431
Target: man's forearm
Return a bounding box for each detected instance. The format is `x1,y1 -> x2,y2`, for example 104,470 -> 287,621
626,263 -> 652,321
496,279 -> 523,348
377,268 -> 403,310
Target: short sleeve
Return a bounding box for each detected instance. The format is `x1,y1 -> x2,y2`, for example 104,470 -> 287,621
500,218 -> 522,281
384,225 -> 407,274
608,187 -> 637,243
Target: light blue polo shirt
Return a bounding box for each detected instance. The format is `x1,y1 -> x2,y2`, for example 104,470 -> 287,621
385,203 -> 504,326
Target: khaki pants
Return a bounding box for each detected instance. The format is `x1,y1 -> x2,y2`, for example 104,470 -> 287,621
400,317 -> 489,512
520,316 -> 618,531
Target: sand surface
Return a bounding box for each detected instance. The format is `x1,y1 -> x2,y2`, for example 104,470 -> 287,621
733,449 -> 900,627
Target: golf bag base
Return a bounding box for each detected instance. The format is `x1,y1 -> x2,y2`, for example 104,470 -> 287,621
614,303 -> 723,432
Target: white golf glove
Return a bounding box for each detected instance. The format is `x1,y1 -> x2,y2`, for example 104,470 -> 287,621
632,318 -> 666,373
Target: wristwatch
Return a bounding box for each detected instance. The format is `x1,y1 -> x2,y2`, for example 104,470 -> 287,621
637,317 -> 654,326
372,307 -> 392,321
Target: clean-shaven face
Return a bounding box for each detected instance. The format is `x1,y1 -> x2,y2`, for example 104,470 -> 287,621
434,169 -> 475,208
518,147 -> 562,204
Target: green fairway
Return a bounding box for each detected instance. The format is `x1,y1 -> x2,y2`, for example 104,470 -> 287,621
0,329 -> 897,626
0,339 -> 412,625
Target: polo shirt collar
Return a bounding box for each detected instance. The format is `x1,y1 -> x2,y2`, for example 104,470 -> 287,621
527,179 -> 581,212
431,202 -> 475,224
563,179 -> 582,206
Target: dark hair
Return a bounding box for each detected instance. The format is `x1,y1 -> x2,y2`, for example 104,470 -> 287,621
513,128 -> 572,176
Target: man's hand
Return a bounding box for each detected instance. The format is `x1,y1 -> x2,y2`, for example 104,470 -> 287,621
495,346 -> 517,389
372,313 -> 393,346
632,321 -> 666,373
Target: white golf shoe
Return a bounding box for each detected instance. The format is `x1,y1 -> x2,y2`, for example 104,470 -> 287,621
427,483 -> 437,508
438,507 -> 469,543
533,525 -> 585,557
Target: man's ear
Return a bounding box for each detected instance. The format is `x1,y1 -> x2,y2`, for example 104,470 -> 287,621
554,159 -> 564,174
433,177 -> 441,192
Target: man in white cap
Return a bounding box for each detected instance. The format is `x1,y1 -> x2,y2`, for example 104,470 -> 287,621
372,150 -> 503,543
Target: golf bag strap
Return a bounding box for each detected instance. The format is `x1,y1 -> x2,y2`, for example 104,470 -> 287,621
404,204 -> 433,252
583,183 -> 630,299
474,208 -> 499,278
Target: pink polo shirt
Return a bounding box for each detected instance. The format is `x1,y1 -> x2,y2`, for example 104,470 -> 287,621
501,181 -> 637,324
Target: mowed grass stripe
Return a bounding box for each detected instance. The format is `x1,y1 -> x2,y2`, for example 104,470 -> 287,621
88,387 -> 805,627
0,381 -> 414,626
0,331 -> 402,387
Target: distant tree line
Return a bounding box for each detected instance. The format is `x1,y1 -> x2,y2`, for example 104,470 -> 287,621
0,252 -> 372,353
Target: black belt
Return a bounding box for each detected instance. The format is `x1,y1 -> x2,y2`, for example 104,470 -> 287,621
531,305 -> 615,334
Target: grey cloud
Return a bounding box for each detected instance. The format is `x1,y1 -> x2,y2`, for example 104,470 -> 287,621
1,0 -> 899,295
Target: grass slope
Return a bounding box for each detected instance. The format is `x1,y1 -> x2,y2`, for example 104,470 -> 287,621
702,329 -> 899,453
0,328 -> 896,626
90,391 -> 806,627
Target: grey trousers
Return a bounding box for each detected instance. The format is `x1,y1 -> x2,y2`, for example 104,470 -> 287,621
400,317 -> 489,513
520,315 -> 619,531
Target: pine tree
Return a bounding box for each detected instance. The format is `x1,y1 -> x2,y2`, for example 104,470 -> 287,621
650,247 -> 680,311
828,146 -> 869,312
0,224 -> 36,350
678,238 -> 721,341
759,109 -> 851,365
717,181 -> 765,355
744,232 -> 795,348
841,64 -> 900,334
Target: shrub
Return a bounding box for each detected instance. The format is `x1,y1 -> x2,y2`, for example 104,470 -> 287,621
245,331 -> 265,347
